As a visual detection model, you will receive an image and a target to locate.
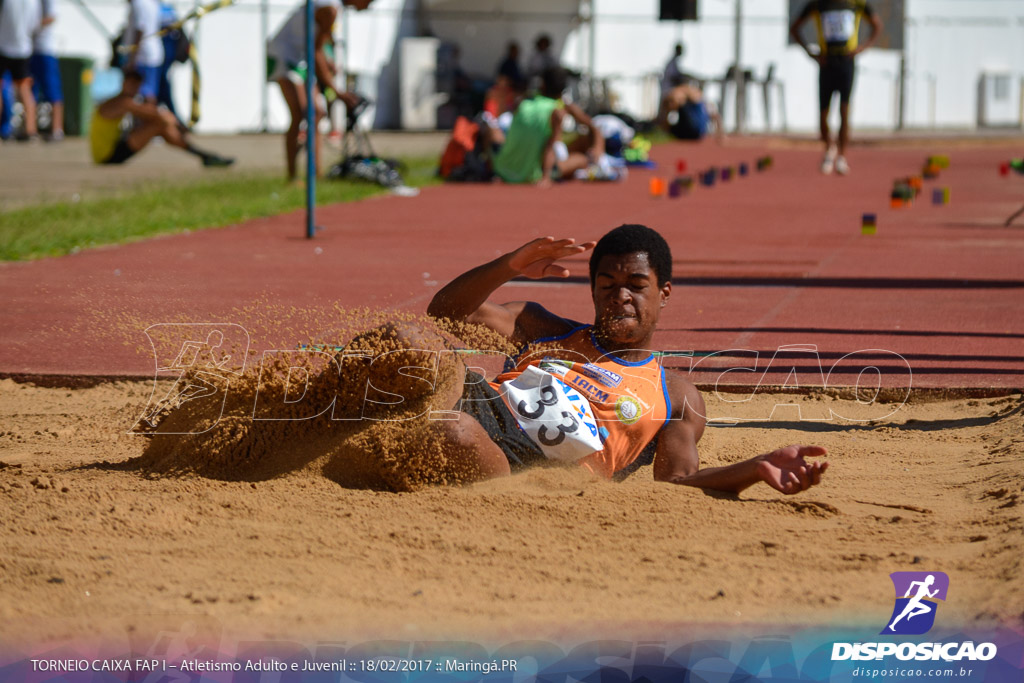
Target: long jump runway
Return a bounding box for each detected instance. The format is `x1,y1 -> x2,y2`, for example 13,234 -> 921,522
1,139 -> 1022,390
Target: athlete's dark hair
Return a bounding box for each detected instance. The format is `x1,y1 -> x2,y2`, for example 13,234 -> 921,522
589,224 -> 672,287
540,67 -> 568,99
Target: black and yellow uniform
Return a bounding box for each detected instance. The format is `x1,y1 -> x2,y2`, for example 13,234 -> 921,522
797,0 -> 875,110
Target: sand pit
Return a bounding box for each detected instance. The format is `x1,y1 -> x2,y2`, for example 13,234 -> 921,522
0,375 -> 1021,648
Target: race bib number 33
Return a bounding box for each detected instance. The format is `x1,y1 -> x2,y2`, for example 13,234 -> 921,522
499,366 -> 604,462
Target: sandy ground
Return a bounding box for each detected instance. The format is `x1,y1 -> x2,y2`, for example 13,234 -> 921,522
1,377 -> 1021,649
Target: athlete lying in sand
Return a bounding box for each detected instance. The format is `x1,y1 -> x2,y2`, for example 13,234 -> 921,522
362,224 -> 827,493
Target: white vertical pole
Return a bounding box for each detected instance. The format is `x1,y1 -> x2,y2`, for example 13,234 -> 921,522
588,0 -> 596,86
260,0 -> 269,131
733,0 -> 744,133
897,1 -> 907,130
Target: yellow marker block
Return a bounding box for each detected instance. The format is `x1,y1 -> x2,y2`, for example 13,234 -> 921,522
861,213 -> 877,235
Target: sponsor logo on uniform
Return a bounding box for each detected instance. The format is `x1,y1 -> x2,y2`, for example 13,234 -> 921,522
614,396 -> 641,424
540,360 -> 570,378
581,363 -> 622,388
569,375 -> 610,403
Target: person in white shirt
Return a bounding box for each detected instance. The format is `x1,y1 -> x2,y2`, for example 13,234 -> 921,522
30,0 -> 63,140
267,0 -> 372,181
124,0 -> 165,103
0,0 -> 40,140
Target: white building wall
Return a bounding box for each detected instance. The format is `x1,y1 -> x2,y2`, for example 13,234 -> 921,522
47,0 -> 413,133
43,0 -> 1024,133
903,0 -> 1024,129
561,0 -> 902,133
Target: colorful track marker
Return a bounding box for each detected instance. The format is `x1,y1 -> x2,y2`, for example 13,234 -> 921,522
862,213 -> 877,235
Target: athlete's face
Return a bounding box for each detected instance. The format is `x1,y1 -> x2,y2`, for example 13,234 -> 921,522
590,252 -> 671,348
122,76 -> 142,98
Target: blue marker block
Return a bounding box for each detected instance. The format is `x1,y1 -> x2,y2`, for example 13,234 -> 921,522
739,163 -> 749,176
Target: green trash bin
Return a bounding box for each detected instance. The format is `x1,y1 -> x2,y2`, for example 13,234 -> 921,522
57,56 -> 94,137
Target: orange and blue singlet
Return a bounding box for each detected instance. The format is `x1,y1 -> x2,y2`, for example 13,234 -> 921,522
486,325 -> 672,479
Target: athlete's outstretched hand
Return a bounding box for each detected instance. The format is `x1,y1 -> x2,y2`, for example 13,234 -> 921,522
507,236 -> 597,280
756,445 -> 829,494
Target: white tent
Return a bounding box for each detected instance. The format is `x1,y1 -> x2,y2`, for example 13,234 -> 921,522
421,0 -> 583,78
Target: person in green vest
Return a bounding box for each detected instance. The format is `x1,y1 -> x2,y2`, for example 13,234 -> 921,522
484,67 -> 603,187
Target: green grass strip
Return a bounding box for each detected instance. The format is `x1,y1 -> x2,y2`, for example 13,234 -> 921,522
0,156 -> 439,261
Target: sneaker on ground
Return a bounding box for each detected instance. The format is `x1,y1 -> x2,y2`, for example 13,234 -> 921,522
202,154 -> 235,168
820,146 -> 837,175
834,155 -> 850,175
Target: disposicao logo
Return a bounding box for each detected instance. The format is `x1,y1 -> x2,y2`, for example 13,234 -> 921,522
831,571 -> 998,663
883,571 -> 948,635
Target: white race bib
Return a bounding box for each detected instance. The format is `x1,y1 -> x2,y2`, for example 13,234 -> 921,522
821,10 -> 856,42
499,365 -> 603,462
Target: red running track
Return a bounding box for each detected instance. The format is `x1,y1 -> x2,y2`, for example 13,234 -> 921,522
1,140 -> 1022,390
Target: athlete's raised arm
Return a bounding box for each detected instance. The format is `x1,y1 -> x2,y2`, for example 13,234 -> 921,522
427,237 -> 595,344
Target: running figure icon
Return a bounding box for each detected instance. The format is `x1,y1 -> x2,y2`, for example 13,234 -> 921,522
887,574 -> 939,632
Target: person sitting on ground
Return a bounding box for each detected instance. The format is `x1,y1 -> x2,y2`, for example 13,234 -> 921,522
482,74 -> 521,119
267,0 -> 373,181
481,67 -> 605,186
350,224 -> 830,493
657,77 -> 722,142
89,69 -> 234,166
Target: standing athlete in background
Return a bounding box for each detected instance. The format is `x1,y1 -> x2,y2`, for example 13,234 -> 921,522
124,0 -> 165,105
790,1 -> 882,176
30,0 -> 64,140
267,0 -> 372,182
0,0 -> 40,141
